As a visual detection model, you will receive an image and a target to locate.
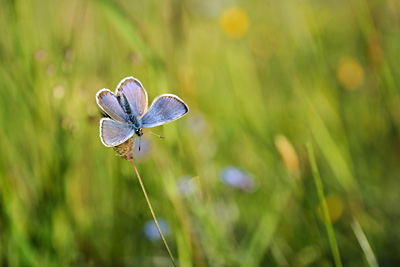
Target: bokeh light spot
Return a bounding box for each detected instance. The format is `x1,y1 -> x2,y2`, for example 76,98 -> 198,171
337,58 -> 364,90
143,219 -> 169,242
220,7 -> 250,39
316,194 -> 345,223
220,166 -> 257,193
275,135 -> 300,178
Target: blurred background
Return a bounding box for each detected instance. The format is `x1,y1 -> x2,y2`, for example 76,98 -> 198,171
1,0 -> 400,266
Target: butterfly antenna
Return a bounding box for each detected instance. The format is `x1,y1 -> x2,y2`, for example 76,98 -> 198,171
143,129 -> 165,139
139,137 -> 141,151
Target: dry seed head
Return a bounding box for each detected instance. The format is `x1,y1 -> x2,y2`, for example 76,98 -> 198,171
112,137 -> 135,160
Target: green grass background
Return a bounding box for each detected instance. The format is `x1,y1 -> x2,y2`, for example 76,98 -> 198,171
1,0 -> 400,266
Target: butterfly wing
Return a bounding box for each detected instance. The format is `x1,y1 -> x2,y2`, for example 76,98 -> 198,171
99,118 -> 135,147
116,77 -> 148,118
140,94 -> 189,128
96,89 -> 128,123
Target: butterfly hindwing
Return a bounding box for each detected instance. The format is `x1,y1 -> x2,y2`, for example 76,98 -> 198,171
99,118 -> 135,147
141,94 -> 189,128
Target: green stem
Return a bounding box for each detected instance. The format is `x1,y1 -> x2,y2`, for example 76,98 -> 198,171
306,142 -> 342,267
130,158 -> 177,267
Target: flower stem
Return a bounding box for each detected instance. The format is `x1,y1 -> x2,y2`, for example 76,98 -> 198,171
130,158 -> 177,267
307,142 -> 342,267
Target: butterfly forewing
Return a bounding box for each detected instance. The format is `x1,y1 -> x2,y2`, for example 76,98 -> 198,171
99,118 -> 135,147
96,89 -> 128,123
141,94 -> 189,128
116,77 -> 148,118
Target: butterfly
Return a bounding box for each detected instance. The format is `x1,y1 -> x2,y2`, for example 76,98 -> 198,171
96,76 -> 189,147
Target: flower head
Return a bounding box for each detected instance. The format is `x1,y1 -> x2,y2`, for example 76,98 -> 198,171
112,137 -> 135,160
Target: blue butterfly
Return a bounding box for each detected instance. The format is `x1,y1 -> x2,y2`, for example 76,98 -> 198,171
96,76 -> 189,147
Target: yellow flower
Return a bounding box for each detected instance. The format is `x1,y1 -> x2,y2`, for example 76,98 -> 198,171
220,7 -> 250,39
337,58 -> 364,90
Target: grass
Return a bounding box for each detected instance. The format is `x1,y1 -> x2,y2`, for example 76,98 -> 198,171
130,158 -> 177,267
307,142 -> 342,267
1,0 -> 400,266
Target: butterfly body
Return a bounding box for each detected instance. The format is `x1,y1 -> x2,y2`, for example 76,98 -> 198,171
96,77 -> 189,147
117,93 -> 142,133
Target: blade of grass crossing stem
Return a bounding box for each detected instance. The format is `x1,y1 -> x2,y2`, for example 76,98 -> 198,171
130,159 -> 177,267
351,219 -> 379,267
307,142 -> 342,267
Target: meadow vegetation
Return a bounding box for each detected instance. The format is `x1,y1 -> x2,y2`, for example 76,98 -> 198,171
1,0 -> 400,266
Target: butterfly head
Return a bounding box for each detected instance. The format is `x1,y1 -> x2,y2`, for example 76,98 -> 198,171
135,127 -> 143,137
